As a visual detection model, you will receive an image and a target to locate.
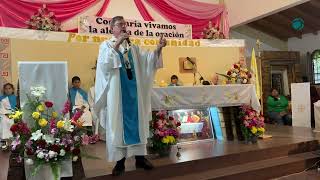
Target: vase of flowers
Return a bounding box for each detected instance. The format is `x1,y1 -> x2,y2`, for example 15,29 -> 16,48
217,60 -> 252,84
239,105 -> 265,144
9,86 -> 92,180
150,110 -> 181,157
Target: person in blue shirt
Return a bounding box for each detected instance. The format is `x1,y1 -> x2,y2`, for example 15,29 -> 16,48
0,83 -> 17,150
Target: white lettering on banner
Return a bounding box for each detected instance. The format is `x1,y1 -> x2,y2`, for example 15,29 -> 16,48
78,16 -> 192,39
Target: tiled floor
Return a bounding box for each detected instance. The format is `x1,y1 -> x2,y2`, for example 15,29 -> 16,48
1,124 -> 320,179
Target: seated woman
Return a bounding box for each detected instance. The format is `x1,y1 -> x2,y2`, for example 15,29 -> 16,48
267,88 -> 292,125
168,75 -> 181,86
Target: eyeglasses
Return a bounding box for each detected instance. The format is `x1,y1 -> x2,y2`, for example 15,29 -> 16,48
114,22 -> 127,27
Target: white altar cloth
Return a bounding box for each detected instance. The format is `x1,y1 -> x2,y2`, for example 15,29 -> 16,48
151,84 -> 260,111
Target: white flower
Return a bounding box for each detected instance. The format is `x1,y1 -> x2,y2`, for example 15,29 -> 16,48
231,73 -> 237,78
63,120 -> 74,132
25,158 -> 34,165
37,151 -> 45,159
30,86 -> 46,98
243,79 -> 248,84
48,150 -> 57,159
42,135 -> 54,144
59,149 -> 66,156
31,130 -> 43,141
74,136 -> 80,141
72,156 -> 78,162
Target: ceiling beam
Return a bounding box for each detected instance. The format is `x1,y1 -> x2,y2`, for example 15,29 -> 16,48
253,18 -> 302,39
282,7 -> 320,31
269,13 -> 318,35
248,21 -> 289,41
309,0 -> 320,10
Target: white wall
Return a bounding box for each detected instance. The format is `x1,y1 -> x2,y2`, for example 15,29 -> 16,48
288,31 -> 320,76
230,25 -> 287,57
288,31 -> 320,55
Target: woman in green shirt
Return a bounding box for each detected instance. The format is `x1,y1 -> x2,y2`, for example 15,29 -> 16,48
267,88 -> 292,125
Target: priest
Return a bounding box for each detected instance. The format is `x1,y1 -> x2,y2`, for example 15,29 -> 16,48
94,16 -> 166,176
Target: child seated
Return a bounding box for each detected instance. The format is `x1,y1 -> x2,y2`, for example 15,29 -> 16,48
168,75 -> 181,86
69,76 -> 93,134
0,83 -> 17,150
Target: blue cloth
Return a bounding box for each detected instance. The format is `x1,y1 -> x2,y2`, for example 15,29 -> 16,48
209,107 -> 223,140
0,95 -> 17,110
117,50 -> 140,145
69,87 -> 88,107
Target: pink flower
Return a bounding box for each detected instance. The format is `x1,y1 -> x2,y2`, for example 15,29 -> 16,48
11,137 -> 21,151
81,135 -> 90,145
72,111 -> 83,121
62,100 -> 71,115
89,135 -> 100,144
158,131 -> 165,137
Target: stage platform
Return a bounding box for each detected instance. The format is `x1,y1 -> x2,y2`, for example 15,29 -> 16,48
83,124 -> 320,180
2,124 -> 320,180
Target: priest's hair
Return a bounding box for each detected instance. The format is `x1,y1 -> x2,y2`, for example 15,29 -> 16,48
111,16 -> 124,27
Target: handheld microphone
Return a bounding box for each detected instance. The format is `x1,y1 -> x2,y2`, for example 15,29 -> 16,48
122,30 -> 131,46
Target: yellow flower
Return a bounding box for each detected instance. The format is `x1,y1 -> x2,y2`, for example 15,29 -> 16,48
32,112 -> 41,120
52,112 -> 58,119
37,104 -> 45,112
9,111 -> 23,120
38,118 -> 48,127
57,120 -> 65,129
161,136 -> 170,144
168,136 -> 175,144
251,126 -> 258,134
15,111 -> 23,117
258,127 -> 265,133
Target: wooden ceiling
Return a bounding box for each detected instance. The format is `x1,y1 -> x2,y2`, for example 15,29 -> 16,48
247,0 -> 320,41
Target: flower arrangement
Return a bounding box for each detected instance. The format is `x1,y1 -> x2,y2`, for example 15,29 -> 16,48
239,105 -> 265,143
26,4 -> 62,32
202,21 -> 224,39
150,110 -> 181,156
217,60 -> 252,84
9,86 -> 93,179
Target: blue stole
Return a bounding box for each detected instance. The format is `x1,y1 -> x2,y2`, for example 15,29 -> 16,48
69,87 -> 88,107
0,95 -> 17,110
117,49 -> 141,145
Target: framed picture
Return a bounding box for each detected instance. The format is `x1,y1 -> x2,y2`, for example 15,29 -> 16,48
179,57 -> 196,73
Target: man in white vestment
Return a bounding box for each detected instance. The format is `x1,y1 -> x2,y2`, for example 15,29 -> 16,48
94,16 -> 166,176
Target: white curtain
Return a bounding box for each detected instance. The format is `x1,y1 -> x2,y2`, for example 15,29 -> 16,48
18,61 -> 68,110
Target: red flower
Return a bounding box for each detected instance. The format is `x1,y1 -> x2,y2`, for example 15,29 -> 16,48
176,122 -> 181,127
50,144 -> 60,152
36,139 -> 47,149
10,124 -> 18,134
169,116 -> 174,121
153,122 -> 158,129
45,101 -> 53,108
65,146 -> 71,152
26,148 -> 34,155
72,148 -> 80,155
247,73 -> 252,78
234,64 -> 239,69
227,71 -> 232,76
